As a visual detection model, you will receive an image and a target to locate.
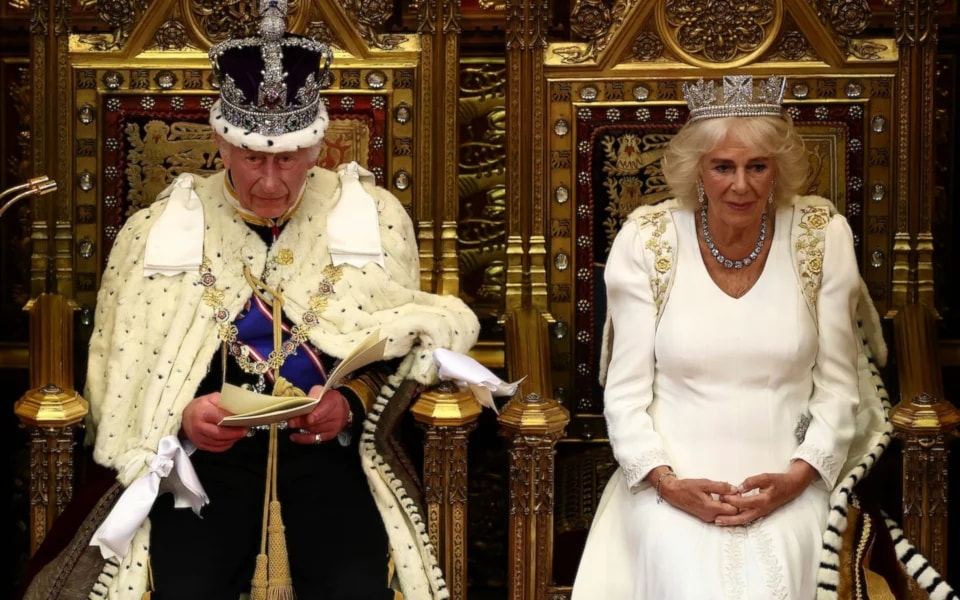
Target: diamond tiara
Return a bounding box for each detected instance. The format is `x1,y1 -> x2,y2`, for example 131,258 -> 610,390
682,75 -> 787,124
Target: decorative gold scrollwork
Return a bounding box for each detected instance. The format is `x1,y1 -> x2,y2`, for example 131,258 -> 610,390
663,0 -> 776,63
554,0 -> 639,64
350,0 -> 405,50
76,0 -> 150,51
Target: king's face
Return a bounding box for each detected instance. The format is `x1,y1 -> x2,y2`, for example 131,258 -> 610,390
220,144 -> 316,218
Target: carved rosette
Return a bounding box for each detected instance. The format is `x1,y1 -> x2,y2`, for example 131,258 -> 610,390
810,0 -> 871,36
153,20 -> 190,51
631,31 -> 664,62
660,0 -> 779,65
570,0 -> 612,44
774,30 -> 811,61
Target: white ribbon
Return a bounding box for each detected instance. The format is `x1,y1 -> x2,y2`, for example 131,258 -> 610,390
90,435 -> 209,560
432,348 -> 525,414
144,173 -> 204,276
327,161 -> 385,269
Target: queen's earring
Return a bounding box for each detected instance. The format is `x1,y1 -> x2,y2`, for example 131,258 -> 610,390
697,180 -> 706,205
768,181 -> 776,205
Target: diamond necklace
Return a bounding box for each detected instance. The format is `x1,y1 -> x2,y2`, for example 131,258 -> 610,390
700,206 -> 767,269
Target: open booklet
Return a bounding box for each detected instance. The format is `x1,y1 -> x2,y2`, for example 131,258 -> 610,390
217,329 -> 388,427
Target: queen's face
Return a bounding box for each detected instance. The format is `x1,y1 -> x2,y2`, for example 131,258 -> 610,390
219,143 -> 317,219
700,135 -> 775,232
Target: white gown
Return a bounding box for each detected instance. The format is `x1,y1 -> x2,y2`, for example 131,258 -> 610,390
572,206 -> 861,600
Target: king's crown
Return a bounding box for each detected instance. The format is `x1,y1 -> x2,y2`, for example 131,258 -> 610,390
682,75 -> 787,124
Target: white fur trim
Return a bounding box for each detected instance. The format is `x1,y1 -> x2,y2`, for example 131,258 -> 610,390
360,360 -> 450,599
208,99 -> 330,153
883,514 -> 958,600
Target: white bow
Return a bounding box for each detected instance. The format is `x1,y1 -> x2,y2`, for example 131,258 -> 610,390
90,436 -> 208,560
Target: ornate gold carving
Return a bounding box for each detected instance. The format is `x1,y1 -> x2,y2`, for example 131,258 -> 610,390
154,19 -> 191,51
459,62 -> 507,307
413,382 -> 479,600
305,20 -> 344,50
806,0 -> 885,59
631,31 -> 664,62
352,0 -> 406,50
812,0 -> 871,36
555,447 -> 616,534
570,0 -> 612,43
554,0 -> 637,63
662,0 -> 777,64
124,121 -> 219,212
29,0 -> 47,34
77,0 -> 149,51
501,391 -> 568,600
844,38 -> 887,61
773,30 -> 813,61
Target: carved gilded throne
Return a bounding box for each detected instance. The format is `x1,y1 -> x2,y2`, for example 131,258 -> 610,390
16,0 -> 480,595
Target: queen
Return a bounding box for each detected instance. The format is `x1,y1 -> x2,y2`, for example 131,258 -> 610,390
571,75 -> 890,600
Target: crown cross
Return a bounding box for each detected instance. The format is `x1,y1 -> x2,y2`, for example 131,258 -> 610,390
682,75 -> 787,124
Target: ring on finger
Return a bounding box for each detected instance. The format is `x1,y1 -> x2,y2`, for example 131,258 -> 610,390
313,432 -> 322,444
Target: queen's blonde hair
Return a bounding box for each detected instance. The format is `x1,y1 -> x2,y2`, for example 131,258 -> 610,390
661,115 -> 808,209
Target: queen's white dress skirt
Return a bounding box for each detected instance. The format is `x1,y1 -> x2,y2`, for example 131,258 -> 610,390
572,207 -> 861,600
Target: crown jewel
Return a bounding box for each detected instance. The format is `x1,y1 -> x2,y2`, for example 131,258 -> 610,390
208,0 -> 332,139
682,75 -> 787,124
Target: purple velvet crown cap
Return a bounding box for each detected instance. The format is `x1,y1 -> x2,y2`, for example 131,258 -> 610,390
211,34 -> 330,112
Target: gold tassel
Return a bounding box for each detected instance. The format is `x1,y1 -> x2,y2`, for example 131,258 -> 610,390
250,554 -> 269,600
250,424 -> 297,600
266,499 -> 295,600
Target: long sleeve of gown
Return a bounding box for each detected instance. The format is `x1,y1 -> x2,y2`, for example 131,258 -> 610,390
602,219 -> 671,491
791,214 -> 860,488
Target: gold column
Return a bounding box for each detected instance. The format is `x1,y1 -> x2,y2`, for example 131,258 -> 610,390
416,0 -> 462,295
411,380 -> 481,600
14,293 -> 88,555
504,0 -> 550,314
890,304 -> 960,577
499,392 -> 569,600
886,0 -> 940,314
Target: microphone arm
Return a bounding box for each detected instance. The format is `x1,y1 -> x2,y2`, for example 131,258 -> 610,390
0,175 -> 58,220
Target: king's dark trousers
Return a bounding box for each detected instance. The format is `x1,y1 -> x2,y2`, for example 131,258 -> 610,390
149,432 -> 395,600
